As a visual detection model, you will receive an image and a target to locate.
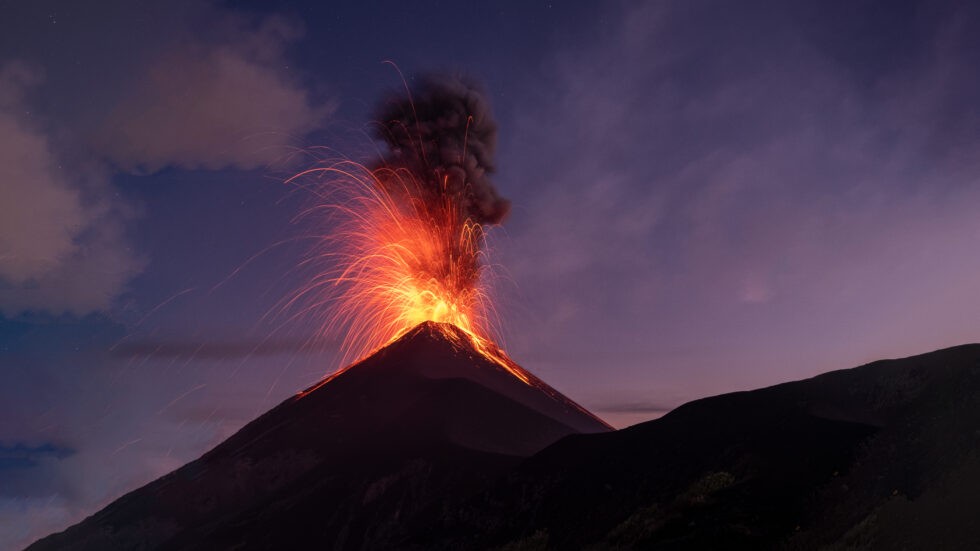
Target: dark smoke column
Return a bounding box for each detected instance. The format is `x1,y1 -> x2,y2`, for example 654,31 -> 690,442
373,74 -> 511,225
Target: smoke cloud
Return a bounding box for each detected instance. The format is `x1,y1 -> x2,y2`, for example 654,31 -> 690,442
373,75 -> 510,225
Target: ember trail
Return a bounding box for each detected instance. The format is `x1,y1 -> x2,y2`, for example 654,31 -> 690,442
288,75 -> 524,381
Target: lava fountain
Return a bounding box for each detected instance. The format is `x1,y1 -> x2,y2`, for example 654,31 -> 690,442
287,74 -> 528,383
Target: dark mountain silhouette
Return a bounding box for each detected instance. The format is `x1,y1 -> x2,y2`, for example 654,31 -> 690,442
26,322 -> 609,551
413,343 -> 980,550
29,336 -> 980,550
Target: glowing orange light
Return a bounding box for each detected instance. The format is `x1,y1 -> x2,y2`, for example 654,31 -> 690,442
286,160 -> 529,384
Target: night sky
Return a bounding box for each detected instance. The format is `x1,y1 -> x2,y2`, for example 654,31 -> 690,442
2,0 -> 979,547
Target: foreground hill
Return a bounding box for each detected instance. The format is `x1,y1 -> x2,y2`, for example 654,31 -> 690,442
29,339 -> 980,549
417,343 -> 980,550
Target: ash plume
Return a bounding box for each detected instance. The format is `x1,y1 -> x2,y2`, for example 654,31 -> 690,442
374,74 -> 510,225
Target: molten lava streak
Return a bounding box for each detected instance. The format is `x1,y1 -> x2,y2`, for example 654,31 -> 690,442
286,74 -> 527,383
286,161 -> 528,384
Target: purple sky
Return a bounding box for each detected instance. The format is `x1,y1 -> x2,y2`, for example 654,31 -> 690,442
2,0 -> 979,548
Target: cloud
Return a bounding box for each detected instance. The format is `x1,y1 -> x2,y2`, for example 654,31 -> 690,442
0,496 -> 74,551
498,0 -> 980,412
0,10 -> 334,316
111,336 -> 337,361
0,9 -> 340,540
0,442 -> 74,471
0,62 -> 145,315
95,15 -> 334,172
0,314 -> 326,549
0,442 -> 77,549
0,63 -> 85,284
0,443 -> 75,497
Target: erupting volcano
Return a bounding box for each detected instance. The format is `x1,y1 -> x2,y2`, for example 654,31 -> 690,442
287,74 -> 518,377
28,321 -> 610,551
27,76 -> 611,551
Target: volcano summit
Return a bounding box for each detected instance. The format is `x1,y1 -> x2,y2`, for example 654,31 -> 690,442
28,322 -> 609,551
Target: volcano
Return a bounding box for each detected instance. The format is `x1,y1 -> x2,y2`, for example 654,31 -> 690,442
28,322 -> 609,551
30,336 -> 980,550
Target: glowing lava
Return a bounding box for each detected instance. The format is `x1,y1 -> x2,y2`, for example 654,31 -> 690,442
286,160 -> 527,384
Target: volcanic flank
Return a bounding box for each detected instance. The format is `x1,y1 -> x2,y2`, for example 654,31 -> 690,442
28,322 -> 609,551
28,340 -> 980,550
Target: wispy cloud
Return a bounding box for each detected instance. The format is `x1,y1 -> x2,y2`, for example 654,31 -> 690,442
501,0 -> 980,400
111,336 -> 337,360
94,15 -> 334,172
0,6 -> 334,317
0,443 -> 74,471
0,62 -> 145,316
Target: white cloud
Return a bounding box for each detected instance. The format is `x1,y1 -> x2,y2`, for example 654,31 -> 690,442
0,12 -> 334,316
95,16 -> 334,172
0,62 -> 144,315
0,497 -> 74,551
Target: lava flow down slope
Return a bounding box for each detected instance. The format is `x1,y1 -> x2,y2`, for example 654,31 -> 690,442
27,322 -> 609,551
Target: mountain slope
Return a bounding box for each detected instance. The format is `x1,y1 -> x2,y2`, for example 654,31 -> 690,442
30,337 -> 980,550
416,344 -> 980,550
27,322 -> 609,551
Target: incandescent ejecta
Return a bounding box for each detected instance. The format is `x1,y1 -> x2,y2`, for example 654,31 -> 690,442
288,74 -> 520,374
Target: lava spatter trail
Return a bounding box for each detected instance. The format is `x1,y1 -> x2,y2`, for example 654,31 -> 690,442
287,74 -> 526,382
